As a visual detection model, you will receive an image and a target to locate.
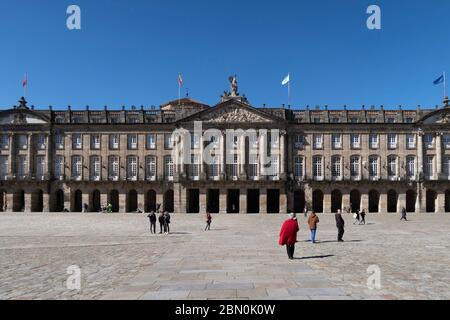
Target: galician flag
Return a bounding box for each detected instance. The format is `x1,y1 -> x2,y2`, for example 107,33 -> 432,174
282,73 -> 290,86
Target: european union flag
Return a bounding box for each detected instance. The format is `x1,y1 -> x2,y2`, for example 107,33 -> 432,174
434,74 -> 444,85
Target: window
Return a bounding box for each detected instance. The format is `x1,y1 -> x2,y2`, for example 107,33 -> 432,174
406,134 -> 416,149
425,156 -> 434,178
164,156 -> 174,180
209,155 -> 219,180
18,135 -> 28,149
350,156 -> 360,178
229,154 -> 238,179
369,156 -> 378,179
191,133 -> 200,149
269,155 -> 279,179
90,156 -> 101,181
294,156 -> 304,179
71,156 -> 82,180
0,156 -> 8,180
109,135 -> 119,150
190,154 -> 200,180
109,156 -> 119,180
332,134 -> 342,149
351,134 -> 361,149
406,156 -> 415,178
36,135 -> 46,149
145,156 -> 157,181
388,156 -> 397,178
0,135 -> 8,150
424,134 -> 434,149
54,156 -> 64,180
331,117 -> 339,123
369,134 -> 379,149
128,117 -> 139,124
55,134 -> 65,149
350,117 -> 358,124
248,154 -> 258,179
128,134 -> 138,149
164,134 -> 173,149
444,156 -> 450,178
17,156 -> 27,179
388,134 -> 397,149
331,156 -> 341,179
72,134 -> 82,149
91,135 -> 101,150
368,118 -> 377,123
313,156 -> 323,180
404,117 -> 414,123
386,117 -> 396,124
55,116 -> 65,123
35,156 -> 45,179
146,134 -> 156,149
444,134 -> 450,149
127,156 -> 138,180
313,134 -> 323,149
313,117 -> 321,124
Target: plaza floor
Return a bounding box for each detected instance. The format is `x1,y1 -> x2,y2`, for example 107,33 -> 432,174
0,212 -> 449,300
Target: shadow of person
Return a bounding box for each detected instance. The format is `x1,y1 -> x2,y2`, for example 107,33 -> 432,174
295,254 -> 334,260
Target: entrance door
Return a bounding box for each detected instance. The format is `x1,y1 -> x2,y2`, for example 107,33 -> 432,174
267,189 -> 280,213
227,189 -> 240,213
247,189 -> 260,214
187,189 -> 200,213
207,189 -> 220,213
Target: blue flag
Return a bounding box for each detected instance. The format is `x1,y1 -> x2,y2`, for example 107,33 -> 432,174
434,74 -> 444,85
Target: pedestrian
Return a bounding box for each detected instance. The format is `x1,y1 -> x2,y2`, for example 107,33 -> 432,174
353,209 -> 360,225
107,203 -> 112,213
307,211 -> 320,243
360,209 -> 366,225
164,211 -> 171,234
400,207 -> 408,221
82,203 -> 88,213
205,212 -> 212,231
147,211 -> 157,234
335,209 -> 345,242
304,207 -> 308,218
158,212 -> 165,233
279,213 -> 300,260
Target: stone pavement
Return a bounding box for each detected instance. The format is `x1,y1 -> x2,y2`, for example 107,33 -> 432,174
0,212 -> 449,300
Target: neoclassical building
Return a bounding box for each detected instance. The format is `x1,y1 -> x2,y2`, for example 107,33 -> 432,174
1,86 -> 450,214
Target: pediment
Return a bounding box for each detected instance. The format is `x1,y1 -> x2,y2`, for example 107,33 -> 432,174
420,108 -> 450,125
0,110 -> 49,125
178,100 -> 283,124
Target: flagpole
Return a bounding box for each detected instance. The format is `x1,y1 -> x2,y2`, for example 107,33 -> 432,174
444,71 -> 447,99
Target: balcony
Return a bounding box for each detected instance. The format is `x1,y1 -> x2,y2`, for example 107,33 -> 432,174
313,176 -> 324,181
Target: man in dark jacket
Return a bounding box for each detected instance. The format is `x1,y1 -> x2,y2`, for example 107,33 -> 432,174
147,211 -> 156,234
400,207 -> 408,221
164,212 -> 171,234
158,212 -> 165,234
335,209 -> 345,242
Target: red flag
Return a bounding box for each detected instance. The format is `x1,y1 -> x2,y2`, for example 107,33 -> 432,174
22,73 -> 27,88
178,73 -> 183,87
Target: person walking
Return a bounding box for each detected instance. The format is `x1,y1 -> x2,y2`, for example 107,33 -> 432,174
335,209 -> 345,242
279,213 -> 300,260
164,211 -> 171,234
353,209 -> 360,225
307,211 -> 320,243
360,209 -> 366,225
158,212 -> 165,233
400,207 -> 408,221
303,207 -> 308,218
205,212 -> 212,231
147,211 -> 156,234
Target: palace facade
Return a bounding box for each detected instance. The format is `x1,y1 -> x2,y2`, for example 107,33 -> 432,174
1,89 -> 450,214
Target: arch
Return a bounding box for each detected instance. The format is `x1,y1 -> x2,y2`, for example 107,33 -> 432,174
127,190 -> 138,213
164,189 -> 174,213
312,190 -> 323,213
13,190 -> 25,212
31,190 -> 44,212
0,189 -> 6,212
406,189 -> 417,213
109,190 -> 119,212
387,190 -> 398,213
71,190 -> 82,212
350,189 -> 361,212
368,190 -> 380,213
426,189 -> 437,213
293,190 -> 305,213
54,189 -> 65,212
91,190 -> 101,212
331,190 -> 342,213
145,190 -> 157,212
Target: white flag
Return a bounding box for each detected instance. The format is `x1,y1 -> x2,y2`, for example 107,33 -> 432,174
282,74 -> 290,86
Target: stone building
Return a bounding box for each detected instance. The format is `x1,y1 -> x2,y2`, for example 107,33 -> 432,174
1,87 -> 450,214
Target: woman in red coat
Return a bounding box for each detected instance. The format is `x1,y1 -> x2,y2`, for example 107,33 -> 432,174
279,213 -> 300,260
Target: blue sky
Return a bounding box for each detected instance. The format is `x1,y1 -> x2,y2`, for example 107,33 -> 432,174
0,0 -> 448,110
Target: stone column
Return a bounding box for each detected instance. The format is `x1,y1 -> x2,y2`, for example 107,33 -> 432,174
7,134 -> 14,177
437,192 -> 445,213
279,131 -> 286,179
6,193 -> 14,212
260,188 -> 267,214
280,190 -> 287,214
324,192 -> 332,213
220,131 -> 226,179
199,189 -> 207,214
119,192 -> 126,213
361,193 -> 369,212
43,192 -> 50,212
199,134 -> 205,180
64,190 -> 71,212
239,135 -> 246,179
259,132 -> 267,179
417,132 -> 423,178
379,192 -> 387,213
219,188 -> 227,214
239,188 -> 247,214
27,134 -> 33,177
24,192 -> 31,212
415,183 -> 423,213
436,133 -> 442,179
